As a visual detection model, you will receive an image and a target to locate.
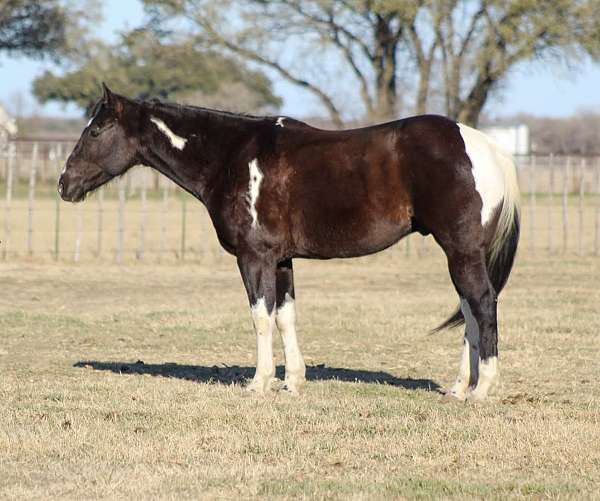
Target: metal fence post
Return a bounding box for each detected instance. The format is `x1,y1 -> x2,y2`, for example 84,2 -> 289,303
117,176 -> 126,263
27,143 -> 38,256
562,157 -> 570,254
181,195 -> 187,261
2,142 -> 15,260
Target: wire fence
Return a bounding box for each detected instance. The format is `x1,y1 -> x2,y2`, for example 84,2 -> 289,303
1,140 -> 600,263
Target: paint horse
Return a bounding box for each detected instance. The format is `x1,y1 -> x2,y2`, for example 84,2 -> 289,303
59,84 -> 520,401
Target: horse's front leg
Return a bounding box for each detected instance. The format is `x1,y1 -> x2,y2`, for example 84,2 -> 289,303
275,259 -> 306,395
237,253 -> 277,394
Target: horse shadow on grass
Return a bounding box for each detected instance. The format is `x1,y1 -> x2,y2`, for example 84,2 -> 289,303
73,360 -> 442,393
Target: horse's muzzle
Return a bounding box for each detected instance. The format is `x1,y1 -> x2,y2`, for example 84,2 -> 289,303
58,173 -> 84,202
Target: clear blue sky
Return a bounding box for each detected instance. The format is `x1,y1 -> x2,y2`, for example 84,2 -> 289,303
1,0 -> 599,120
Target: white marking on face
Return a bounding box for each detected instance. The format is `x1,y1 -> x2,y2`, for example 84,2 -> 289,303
458,123 -> 505,225
276,293 -> 305,391
276,117 -> 285,127
150,116 -> 188,150
249,297 -> 276,391
448,298 -> 480,400
247,159 -> 264,228
86,105 -> 101,129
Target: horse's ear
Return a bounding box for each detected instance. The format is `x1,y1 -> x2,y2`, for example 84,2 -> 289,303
101,82 -> 124,118
101,82 -> 112,103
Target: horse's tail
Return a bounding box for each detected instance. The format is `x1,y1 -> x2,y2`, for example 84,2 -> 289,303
433,137 -> 521,332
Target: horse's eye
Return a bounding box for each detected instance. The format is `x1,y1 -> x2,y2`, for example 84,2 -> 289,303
90,127 -> 101,138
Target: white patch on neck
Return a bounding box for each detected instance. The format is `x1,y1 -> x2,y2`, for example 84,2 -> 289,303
150,116 -> 188,150
247,159 -> 264,228
276,117 -> 285,127
458,123 -> 505,225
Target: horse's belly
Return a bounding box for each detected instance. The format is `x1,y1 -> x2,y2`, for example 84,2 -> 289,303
296,209 -> 412,259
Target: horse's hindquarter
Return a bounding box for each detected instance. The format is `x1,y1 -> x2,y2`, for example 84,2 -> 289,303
283,127 -> 414,258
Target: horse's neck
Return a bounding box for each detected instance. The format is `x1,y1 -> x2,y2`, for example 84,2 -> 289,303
140,110 -> 248,204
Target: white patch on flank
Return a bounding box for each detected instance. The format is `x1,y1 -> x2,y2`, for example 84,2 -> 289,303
448,298 -> 480,400
458,123 -> 506,225
248,297 -> 276,393
247,159 -> 264,228
276,117 -> 285,127
276,293 -> 306,393
150,116 -> 188,150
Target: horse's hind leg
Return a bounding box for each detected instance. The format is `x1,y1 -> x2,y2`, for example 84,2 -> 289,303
275,259 -> 306,395
446,250 -> 498,401
447,298 -> 480,400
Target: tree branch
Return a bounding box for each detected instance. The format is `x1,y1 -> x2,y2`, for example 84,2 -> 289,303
198,16 -> 345,127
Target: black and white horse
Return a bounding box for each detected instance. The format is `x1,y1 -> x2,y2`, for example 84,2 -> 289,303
59,84 -> 520,400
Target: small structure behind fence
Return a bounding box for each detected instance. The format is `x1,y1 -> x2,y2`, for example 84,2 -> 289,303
1,139 -> 600,263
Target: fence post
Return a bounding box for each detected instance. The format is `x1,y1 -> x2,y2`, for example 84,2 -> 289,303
27,142 -> 38,257
138,169 -> 147,260
96,186 -> 104,258
548,154 -> 554,253
596,161 -> 600,256
578,158 -> 585,256
116,176 -> 126,263
2,142 -> 15,260
160,183 -> 169,262
180,195 -> 187,261
74,203 -> 83,262
562,157 -> 570,254
529,155 -> 536,254
54,191 -> 60,261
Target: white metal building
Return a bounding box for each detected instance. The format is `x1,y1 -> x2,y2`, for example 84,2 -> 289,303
481,124 -> 530,156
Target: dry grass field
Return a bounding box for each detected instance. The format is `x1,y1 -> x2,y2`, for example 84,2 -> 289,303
1,251 -> 599,500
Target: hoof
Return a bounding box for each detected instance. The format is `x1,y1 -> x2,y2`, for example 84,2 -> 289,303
245,376 -> 275,395
279,380 -> 303,396
443,389 -> 467,402
465,388 -> 488,402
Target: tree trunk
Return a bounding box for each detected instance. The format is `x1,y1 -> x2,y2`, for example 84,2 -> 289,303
457,74 -> 494,127
415,59 -> 432,115
372,16 -> 398,122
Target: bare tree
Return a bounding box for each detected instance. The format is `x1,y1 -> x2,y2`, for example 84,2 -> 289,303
143,0 -> 600,126
144,0 -> 422,126
428,0 -> 600,126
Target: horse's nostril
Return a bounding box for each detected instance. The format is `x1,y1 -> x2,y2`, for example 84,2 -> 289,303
58,179 -> 64,196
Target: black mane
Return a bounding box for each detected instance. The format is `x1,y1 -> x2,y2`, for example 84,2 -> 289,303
141,97 -> 271,123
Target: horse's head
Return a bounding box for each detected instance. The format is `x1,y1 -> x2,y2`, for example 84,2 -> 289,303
58,83 -> 140,202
